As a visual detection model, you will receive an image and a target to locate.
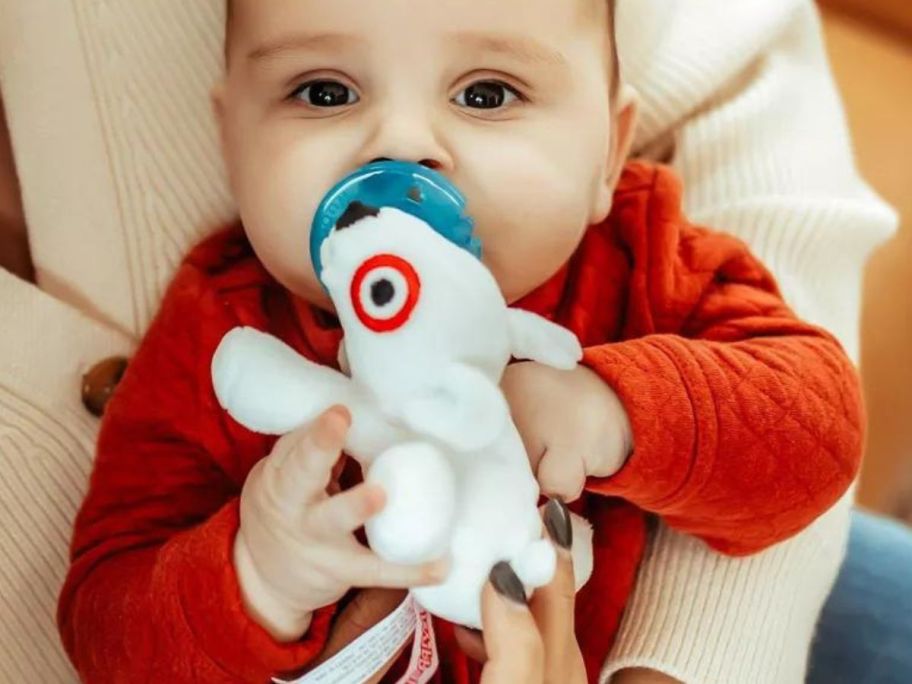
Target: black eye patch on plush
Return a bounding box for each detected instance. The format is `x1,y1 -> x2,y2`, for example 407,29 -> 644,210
336,201 -> 381,230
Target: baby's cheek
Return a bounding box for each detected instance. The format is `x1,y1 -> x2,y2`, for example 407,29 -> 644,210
234,133 -> 351,303
474,178 -> 591,302
244,216 -> 324,303
482,223 -> 586,303
241,137 -> 335,228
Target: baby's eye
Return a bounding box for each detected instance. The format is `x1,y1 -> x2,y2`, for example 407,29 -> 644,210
290,80 -> 359,108
454,81 -> 520,110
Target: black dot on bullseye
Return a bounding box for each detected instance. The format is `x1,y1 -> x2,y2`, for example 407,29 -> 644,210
371,279 -> 395,307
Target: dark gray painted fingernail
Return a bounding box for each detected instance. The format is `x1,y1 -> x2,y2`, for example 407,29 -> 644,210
490,562 -> 527,605
544,498 -> 572,550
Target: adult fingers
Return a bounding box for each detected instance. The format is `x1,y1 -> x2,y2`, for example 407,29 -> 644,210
479,563 -> 544,684
267,406 -> 351,509
532,500 -> 586,683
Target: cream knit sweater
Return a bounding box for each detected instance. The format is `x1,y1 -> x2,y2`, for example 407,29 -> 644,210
0,1 -> 897,683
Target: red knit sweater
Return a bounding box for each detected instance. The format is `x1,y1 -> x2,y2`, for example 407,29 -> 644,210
57,162 -> 863,683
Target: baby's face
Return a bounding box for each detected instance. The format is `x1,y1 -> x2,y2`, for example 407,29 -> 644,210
216,0 -> 635,308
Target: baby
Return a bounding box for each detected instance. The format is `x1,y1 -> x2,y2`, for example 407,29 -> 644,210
57,1 -> 863,683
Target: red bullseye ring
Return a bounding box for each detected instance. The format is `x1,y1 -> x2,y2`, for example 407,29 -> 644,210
350,254 -> 421,333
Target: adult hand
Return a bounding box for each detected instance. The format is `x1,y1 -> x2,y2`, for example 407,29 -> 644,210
455,500 -> 588,684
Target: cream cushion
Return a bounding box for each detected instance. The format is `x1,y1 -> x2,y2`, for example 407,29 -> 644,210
0,2 -> 226,679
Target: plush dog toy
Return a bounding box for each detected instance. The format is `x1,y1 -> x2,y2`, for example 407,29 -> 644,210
211,202 -> 592,628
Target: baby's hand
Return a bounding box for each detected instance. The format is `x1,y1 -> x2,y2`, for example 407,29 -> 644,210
502,363 -> 632,501
234,406 -> 448,641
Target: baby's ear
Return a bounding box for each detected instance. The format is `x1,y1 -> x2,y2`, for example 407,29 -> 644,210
591,83 -> 641,224
607,84 -> 640,187
507,310 -> 582,371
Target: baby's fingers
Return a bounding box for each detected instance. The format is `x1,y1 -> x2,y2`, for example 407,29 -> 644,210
536,446 -> 586,502
344,549 -> 449,590
308,482 -> 386,536
267,406 -> 350,509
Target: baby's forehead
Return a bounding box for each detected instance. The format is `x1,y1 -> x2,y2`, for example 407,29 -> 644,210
228,0 -> 606,16
226,0 -> 617,95
227,0 -> 612,43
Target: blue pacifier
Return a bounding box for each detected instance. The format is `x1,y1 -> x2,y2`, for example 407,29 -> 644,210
310,160 -> 480,282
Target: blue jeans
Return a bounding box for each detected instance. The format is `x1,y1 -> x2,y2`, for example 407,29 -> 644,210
808,511 -> 912,684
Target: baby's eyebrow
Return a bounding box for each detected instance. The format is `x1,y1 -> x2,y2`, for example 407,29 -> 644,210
247,32 -> 359,62
449,33 -> 568,69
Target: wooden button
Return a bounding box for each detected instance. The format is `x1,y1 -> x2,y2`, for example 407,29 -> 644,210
81,356 -> 129,417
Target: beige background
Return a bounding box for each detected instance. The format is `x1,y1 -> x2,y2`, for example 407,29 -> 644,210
819,1 -> 912,517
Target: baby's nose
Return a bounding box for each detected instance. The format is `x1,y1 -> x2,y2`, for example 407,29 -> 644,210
370,156 -> 441,171
358,110 -> 454,172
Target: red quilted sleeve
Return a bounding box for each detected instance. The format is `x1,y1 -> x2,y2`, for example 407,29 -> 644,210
584,168 -> 863,556
57,259 -> 335,683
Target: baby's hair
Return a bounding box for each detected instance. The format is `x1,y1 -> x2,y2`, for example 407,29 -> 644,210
226,0 -> 620,95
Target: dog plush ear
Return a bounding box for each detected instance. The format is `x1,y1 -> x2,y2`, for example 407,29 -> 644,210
507,309 -> 582,371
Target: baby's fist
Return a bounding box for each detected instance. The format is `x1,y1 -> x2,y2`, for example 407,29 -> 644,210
502,362 -> 632,501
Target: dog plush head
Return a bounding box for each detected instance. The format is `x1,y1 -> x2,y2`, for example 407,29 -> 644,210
320,204 -> 512,397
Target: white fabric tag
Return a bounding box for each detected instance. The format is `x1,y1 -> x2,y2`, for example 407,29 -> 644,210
274,595 -> 438,684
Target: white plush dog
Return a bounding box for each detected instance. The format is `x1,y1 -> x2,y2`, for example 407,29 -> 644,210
211,204 -> 592,628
